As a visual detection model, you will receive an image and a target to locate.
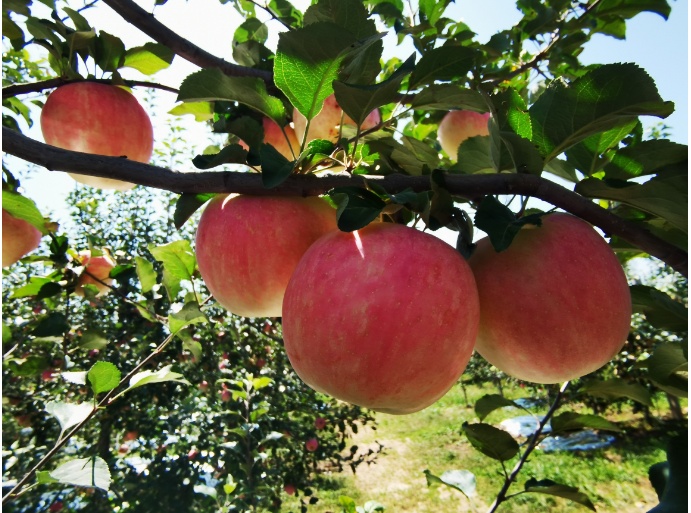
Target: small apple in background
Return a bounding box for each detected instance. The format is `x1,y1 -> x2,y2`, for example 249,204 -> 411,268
314,417 -> 326,430
48,501 -> 64,512
220,389 -> 232,402
74,250 -> 116,297
118,443 -> 130,455
282,222 -> 480,414
195,195 -> 337,317
2,209 -> 42,267
437,110 -> 490,162
468,213 -> 632,384
40,82 -> 154,190
198,380 -> 210,392
283,484 -> 296,496
187,449 -> 198,460
258,118 -> 300,160
123,431 -> 138,441
293,94 -> 380,144
305,438 -> 319,452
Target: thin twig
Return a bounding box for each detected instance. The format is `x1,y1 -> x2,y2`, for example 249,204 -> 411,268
3,77 -> 179,99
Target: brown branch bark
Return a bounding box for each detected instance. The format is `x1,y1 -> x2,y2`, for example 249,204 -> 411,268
3,127 -> 687,277
100,0 -> 274,86
2,77 -> 179,99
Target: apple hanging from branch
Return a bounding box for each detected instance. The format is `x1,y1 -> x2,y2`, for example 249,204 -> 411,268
195,195 -> 337,317
437,110 -> 490,162
40,82 -> 154,191
468,213 -> 632,383
282,222 -> 480,414
75,250 -> 117,297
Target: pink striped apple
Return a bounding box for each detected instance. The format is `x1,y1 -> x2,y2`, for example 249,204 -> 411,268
437,110 -> 490,162
2,209 -> 42,267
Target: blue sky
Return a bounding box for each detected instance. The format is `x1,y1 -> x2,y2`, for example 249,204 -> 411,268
16,0 -> 689,222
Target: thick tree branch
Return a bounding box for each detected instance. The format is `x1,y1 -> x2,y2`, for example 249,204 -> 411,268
2,77 -> 178,99
100,0 -> 274,86
3,127 -> 687,277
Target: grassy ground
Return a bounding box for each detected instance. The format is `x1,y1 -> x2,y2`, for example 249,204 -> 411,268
282,381 -> 686,513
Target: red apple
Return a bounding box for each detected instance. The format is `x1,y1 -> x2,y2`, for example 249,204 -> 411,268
2,209 -> 42,267
468,213 -> 632,383
49,502 -> 64,512
282,222 -> 480,414
195,195 -> 337,317
241,118 -> 299,161
75,250 -> 116,297
40,82 -> 154,190
437,110 -> 490,162
123,431 -> 138,441
293,94 -> 380,144
305,438 -> 319,452
220,389 -> 232,402
283,484 -> 296,496
314,417 -> 327,430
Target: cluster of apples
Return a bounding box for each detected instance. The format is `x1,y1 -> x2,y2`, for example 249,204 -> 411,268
196,107 -> 632,414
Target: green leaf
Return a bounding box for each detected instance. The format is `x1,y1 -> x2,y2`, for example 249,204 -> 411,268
575,174 -> 687,233
178,68 -> 286,126
462,422 -> 519,462
474,394 -> 518,422
168,101 -> 214,122
592,0 -> 671,20
50,457 -> 111,491
274,22 -> 356,120
5,355 -> 49,377
648,433 -> 688,513
580,378 -> 652,407
450,136 -> 494,174
339,495 -> 357,513
134,256 -> 157,294
45,401 -> 94,435
409,45 -> 476,88
79,329 -> 110,350
173,193 -> 215,229
424,469 -> 476,498
128,364 -> 190,390
603,139 -> 688,180
149,240 -> 196,283
169,301 -> 207,334
630,284 -> 688,332
251,376 -> 272,390
639,343 -> 688,398
234,17 -> 268,44
87,361 -> 121,395
123,42 -> 174,74
192,143 -> 248,170
333,54 -> 414,126
524,478 -> 596,511
36,471 -> 58,485
474,196 -> 544,251
564,120 -> 638,176
329,186 -> 386,232
550,412 -> 622,434
410,84 -> 487,112
529,63 -> 674,162
2,190 -> 48,234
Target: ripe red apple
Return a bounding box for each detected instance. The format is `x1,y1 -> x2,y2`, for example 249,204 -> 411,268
48,501 -> 64,512
305,438 -> 319,452
123,431 -> 138,441
75,250 -> 116,297
282,222 -> 480,414
293,94 -> 380,144
195,195 -> 337,317
2,209 -> 42,267
437,110 -> 490,162
314,417 -> 326,430
220,389 -> 232,402
468,213 -> 632,384
40,82 -> 154,190
241,118 -> 299,161
283,484 -> 296,496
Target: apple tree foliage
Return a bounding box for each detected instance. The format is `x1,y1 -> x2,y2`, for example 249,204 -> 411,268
1,0 -> 688,512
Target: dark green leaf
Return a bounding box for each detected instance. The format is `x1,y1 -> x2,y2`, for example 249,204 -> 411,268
592,0 -> 671,20
648,433 -> 688,513
474,394 -> 518,422
550,412 -> 622,434
169,301 -> 207,334
260,143 -> 294,188
474,196 -> 544,251
173,193 -> 215,229
31,312 -> 69,338
462,422 -> 519,462
95,31 -> 126,72
409,45 -> 476,88
192,144 -> 248,169
411,84 -> 487,112
580,378 -> 652,407
329,186 -> 386,232
603,139 -> 688,180
639,343 -> 688,398
524,478 -> 596,511
630,284 -> 688,332
79,330 -> 109,350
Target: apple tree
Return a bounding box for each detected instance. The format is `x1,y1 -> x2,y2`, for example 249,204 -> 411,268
2,0 -> 687,511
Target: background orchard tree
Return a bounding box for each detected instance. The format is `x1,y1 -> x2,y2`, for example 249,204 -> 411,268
2,0 -> 688,512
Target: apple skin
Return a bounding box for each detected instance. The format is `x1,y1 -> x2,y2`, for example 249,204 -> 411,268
293,94 -> 380,144
195,195 -> 337,317
468,213 -> 632,384
2,210 -> 42,267
305,438 -> 319,452
282,222 -> 480,414
40,82 -> 154,190
437,110 -> 490,161
75,250 -> 116,297
239,118 -> 299,161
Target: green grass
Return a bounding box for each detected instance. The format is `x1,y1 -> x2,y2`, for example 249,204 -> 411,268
282,382 -> 685,513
